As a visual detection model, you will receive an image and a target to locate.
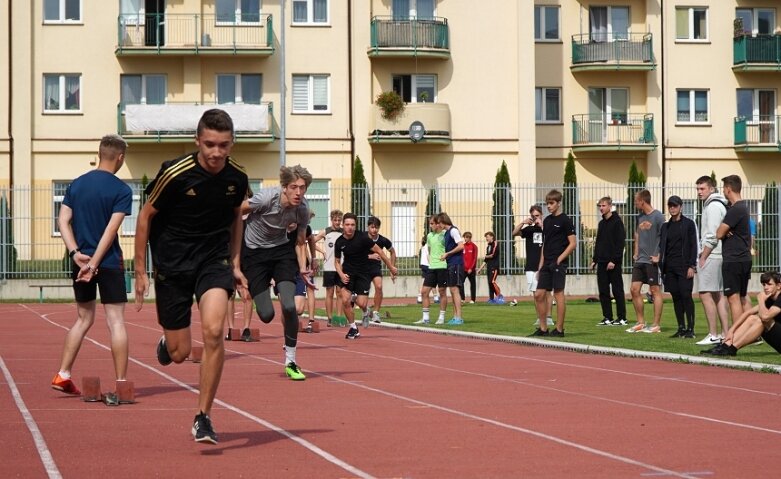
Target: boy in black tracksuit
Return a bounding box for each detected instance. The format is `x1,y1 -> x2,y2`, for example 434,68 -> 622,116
659,195 -> 699,338
592,197 -> 627,326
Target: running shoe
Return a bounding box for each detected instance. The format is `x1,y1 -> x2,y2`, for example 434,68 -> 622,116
447,317 -> 464,325
748,337 -> 764,346
156,336 -> 172,366
371,311 -> 382,324
413,318 -> 430,325
549,329 -> 565,337
530,328 -> 549,337
241,328 -> 252,342
433,296 -> 440,304
285,362 -> 306,381
495,295 -> 505,304
611,318 -> 628,326
625,323 -> 646,333
361,310 -> 371,328
532,317 -> 556,327
487,299 -> 496,304
345,326 -> 360,339
596,318 -> 613,326
416,295 -> 422,304
192,412 -> 218,444
306,321 -> 314,333
435,317 -> 445,325
51,373 -> 81,395
645,292 -> 654,303
706,344 -> 738,357
682,330 -> 696,339
224,329 -> 233,341
696,334 -> 722,346
641,325 -> 661,334
669,329 -> 685,338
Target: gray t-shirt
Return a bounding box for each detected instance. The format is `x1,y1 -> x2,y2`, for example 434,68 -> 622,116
244,187 -> 309,248
636,209 -> 664,264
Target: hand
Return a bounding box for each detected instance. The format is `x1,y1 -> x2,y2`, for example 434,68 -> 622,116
339,273 -> 350,284
368,253 -> 380,261
389,266 -> 398,282
590,262 -> 596,271
310,258 -> 319,275
233,268 -> 250,301
607,261 -> 615,271
698,256 -> 706,269
440,253 -> 447,261
301,269 -> 318,290
686,267 -> 695,279
650,255 -> 659,264
76,263 -> 97,283
134,271 -> 149,312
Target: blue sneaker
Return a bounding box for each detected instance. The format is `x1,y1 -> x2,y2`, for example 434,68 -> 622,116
494,296 -> 505,304
487,299 -> 496,304
447,317 -> 464,325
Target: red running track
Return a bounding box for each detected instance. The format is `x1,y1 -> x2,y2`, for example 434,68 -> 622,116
1,302 -> 780,478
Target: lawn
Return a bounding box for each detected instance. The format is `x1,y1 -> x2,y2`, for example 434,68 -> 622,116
374,298 -> 781,367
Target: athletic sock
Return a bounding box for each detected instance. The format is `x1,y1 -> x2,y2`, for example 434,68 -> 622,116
58,370 -> 71,380
349,322 -> 357,329
285,346 -> 296,365
438,311 -> 445,321
422,308 -> 430,321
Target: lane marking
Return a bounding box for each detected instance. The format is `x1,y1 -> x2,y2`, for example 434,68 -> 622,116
0,356 -> 62,479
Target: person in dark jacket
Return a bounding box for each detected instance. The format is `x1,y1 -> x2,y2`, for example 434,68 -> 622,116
591,197 -> 627,326
659,195 -> 699,338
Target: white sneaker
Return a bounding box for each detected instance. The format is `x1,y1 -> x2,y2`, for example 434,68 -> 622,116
435,318 -> 445,325
416,295 -> 422,304
433,296 -> 440,304
414,318 -> 429,325
546,317 -> 554,326
371,311 -> 382,324
695,334 -> 722,346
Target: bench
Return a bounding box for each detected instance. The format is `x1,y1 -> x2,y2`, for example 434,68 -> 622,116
29,284 -> 71,303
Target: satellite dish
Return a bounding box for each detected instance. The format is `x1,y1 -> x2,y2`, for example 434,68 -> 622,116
409,121 -> 425,142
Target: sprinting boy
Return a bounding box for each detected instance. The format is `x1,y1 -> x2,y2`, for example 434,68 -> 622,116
366,216 -> 396,324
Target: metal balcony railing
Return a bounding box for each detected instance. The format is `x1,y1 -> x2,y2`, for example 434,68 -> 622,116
369,16 -> 449,53
572,33 -> 654,68
734,34 -> 781,66
572,113 -> 654,147
734,115 -> 781,148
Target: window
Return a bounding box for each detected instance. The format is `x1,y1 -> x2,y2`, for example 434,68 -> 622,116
44,0 -> 80,23
676,7 -> 708,41
590,6 -> 629,42
52,181 -> 69,235
120,74 -> 166,109
120,181 -> 144,236
216,0 -> 261,24
737,89 -> 777,143
534,6 -> 559,41
589,88 -> 628,123
120,0 -> 144,24
292,74 -> 330,113
535,87 -> 561,123
292,0 -> 329,24
217,74 -> 262,104
392,74 -> 436,103
306,180 -> 330,232
43,74 -> 81,112
677,89 -> 709,123
392,0 -> 435,20
736,8 -> 776,36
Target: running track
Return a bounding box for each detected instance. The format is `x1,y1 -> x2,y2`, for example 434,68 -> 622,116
2,303 -> 779,478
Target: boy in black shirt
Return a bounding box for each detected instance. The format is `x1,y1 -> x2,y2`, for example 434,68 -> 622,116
477,231 -> 503,303
591,196 -> 627,326
367,216 -> 396,324
532,190 -> 576,337
335,213 -> 398,339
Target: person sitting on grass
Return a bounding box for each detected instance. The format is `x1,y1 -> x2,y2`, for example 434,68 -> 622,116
701,271 -> 781,357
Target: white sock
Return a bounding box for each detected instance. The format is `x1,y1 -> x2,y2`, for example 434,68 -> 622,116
58,370 -> 70,379
285,346 -> 296,365
422,308 -> 430,321
438,311 -> 445,320
349,322 -> 357,329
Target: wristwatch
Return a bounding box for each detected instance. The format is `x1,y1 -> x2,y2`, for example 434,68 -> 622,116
69,248 -> 80,258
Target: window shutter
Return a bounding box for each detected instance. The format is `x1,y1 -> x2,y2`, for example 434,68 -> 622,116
292,75 -> 310,111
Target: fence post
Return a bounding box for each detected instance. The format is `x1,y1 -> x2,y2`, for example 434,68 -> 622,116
777,183 -> 781,271
575,184 -> 581,274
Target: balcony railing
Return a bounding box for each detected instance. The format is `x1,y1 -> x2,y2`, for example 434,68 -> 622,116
369,103 -> 451,144
734,116 -> 781,151
116,13 -> 274,55
571,33 -> 655,71
117,102 -> 274,143
572,113 -> 655,151
733,34 -> 781,71
368,16 -> 449,58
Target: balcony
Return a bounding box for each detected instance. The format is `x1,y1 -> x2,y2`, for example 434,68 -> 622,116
571,114 -> 655,152
571,33 -> 655,72
734,116 -> 781,152
368,16 -> 450,59
115,13 -> 274,56
733,35 -> 781,72
369,103 -> 451,144
117,102 -> 275,143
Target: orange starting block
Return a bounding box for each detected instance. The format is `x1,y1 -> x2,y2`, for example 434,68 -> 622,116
298,319 -> 320,333
116,380 -> 135,404
81,376 -> 101,402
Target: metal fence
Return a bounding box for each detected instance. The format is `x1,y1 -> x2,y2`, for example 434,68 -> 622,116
1,182 -> 779,279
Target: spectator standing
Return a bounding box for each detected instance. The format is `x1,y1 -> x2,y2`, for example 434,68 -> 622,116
415,217 -> 448,325
460,232 -> 478,304
477,231 -> 503,303
591,196 -> 627,327
513,205 -> 553,327
659,196 -> 698,338
437,213 -> 466,325
312,209 -> 344,326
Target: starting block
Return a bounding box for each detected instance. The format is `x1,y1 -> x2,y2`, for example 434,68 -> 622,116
298,319 -> 320,333
116,380 -> 135,404
248,328 -> 261,341
189,346 -> 203,363
82,376 -> 101,402
227,328 -> 241,341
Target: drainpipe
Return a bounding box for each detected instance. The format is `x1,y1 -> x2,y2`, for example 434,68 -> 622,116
279,0 -> 286,167
347,0 -> 356,180
7,0 -> 14,200
660,0 -> 666,188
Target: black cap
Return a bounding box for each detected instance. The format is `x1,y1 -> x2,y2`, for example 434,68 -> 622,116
667,195 -> 683,206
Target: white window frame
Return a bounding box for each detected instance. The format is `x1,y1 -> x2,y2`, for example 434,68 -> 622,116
216,0 -> 262,26
120,181 -> 144,236
535,87 -> 561,123
676,89 -> 710,125
292,0 -> 330,25
392,74 -> 437,103
590,6 -> 630,42
120,74 -> 167,109
736,8 -> 776,36
292,74 -> 330,114
43,74 -> 82,114
52,181 -> 68,236
43,0 -> 82,24
216,74 -> 262,104
675,6 -> 709,42
392,0 -> 436,20
534,5 -> 560,42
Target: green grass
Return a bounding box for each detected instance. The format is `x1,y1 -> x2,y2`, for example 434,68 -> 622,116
375,299 -> 781,367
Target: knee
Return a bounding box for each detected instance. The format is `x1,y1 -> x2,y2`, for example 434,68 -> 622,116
257,307 -> 275,323
282,301 -> 297,319
630,286 -> 641,296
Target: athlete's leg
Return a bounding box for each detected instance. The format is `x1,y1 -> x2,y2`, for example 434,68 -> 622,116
57,300 -> 97,375
196,287 -> 229,415
103,303 -> 128,380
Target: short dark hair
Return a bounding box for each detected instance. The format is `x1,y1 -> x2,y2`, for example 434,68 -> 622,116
696,175 -> 716,188
760,271 -> 781,285
484,231 -> 495,238
546,190 -> 562,203
722,175 -> 742,194
529,205 -> 542,215
197,108 -> 234,137
636,189 -> 651,205
367,216 -> 381,227
436,212 -> 453,226
98,134 -> 127,160
342,212 -> 357,224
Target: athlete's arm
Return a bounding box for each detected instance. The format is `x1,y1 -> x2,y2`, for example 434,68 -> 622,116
371,244 -> 398,279
558,234 -> 577,265
76,212 -> 127,282
133,202 -> 158,311
57,204 -> 91,273
230,206 -> 249,300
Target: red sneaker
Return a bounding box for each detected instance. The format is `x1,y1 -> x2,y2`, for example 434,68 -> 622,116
51,373 -> 81,395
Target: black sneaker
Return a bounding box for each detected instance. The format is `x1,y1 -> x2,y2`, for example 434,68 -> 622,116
596,318 -> 613,326
707,344 -> 737,357
241,328 -> 252,342
611,318 -> 628,326
701,343 -> 726,355
530,328 -> 549,337
549,329 -> 565,337
682,330 -> 696,339
345,326 -> 360,339
669,329 -> 685,338
156,336 -> 172,366
192,412 -> 218,444
306,320 -> 314,333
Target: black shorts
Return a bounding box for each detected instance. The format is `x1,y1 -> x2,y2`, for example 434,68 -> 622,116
154,260 -> 234,331
242,242 -> 298,298
420,265 -> 429,278
72,267 -> 128,304
537,262 -> 567,291
369,262 -> 383,279
322,271 -> 341,288
722,261 -> 752,297
447,264 -> 465,287
761,320 -> 781,354
337,271 -> 371,296
423,268 -> 447,288
632,263 -> 660,286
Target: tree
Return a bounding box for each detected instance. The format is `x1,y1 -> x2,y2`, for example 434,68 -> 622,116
424,187 -> 440,234
351,156 -> 371,229
759,181 -> 778,271
625,161 -> 647,271
491,161 -> 518,272
562,152 -> 577,217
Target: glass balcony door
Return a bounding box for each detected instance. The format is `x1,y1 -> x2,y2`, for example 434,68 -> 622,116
589,6 -> 629,42
737,89 -> 776,144
588,88 -> 628,143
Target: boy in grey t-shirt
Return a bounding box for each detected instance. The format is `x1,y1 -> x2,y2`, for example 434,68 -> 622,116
627,189 -> 665,333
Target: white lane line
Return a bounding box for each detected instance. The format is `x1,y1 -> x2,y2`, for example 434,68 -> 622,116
24,305 -> 375,479
0,356 -> 62,479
